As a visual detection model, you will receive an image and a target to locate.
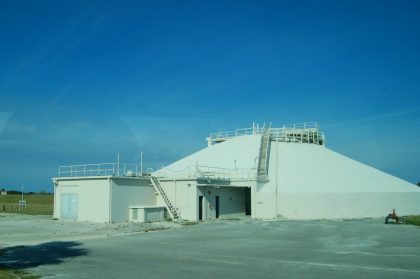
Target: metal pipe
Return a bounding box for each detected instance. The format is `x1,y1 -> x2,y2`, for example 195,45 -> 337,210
140,152 -> 143,176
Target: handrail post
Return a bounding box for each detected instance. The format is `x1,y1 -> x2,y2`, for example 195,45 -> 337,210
117,154 -> 120,176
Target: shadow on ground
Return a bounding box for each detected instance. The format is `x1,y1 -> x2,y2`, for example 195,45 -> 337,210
0,241 -> 88,268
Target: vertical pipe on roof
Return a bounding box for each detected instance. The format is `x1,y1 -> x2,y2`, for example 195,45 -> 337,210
117,154 -> 120,176
140,152 -> 143,176
108,177 -> 112,223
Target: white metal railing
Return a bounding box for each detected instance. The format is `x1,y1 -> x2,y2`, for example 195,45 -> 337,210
281,122 -> 318,130
58,163 -> 153,177
270,127 -> 325,145
208,122 -> 325,145
156,164 -> 257,181
209,127 -> 264,141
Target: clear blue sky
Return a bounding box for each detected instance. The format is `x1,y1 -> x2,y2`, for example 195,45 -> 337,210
1,0 -> 419,192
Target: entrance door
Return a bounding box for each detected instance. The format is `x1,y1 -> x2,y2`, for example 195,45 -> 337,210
198,196 -> 203,221
61,193 -> 78,220
215,196 -> 220,219
245,188 -> 251,215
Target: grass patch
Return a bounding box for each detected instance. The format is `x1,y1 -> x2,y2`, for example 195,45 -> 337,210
403,215 -> 420,226
144,227 -> 169,232
0,194 -> 53,215
0,264 -> 40,279
180,221 -> 198,226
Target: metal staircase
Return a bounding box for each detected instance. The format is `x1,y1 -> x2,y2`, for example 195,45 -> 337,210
257,128 -> 271,179
150,176 -> 179,220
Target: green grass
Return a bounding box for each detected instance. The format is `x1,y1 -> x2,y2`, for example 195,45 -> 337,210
144,227 -> 169,232
403,215 -> 420,226
0,194 -> 53,215
0,265 -> 40,279
180,221 -> 198,225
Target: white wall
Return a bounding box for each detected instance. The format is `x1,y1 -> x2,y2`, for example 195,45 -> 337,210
54,178 -> 110,222
156,135 -> 261,179
160,179 -> 247,221
274,143 -> 419,193
254,182 -> 277,219
257,141 -> 420,219
111,177 -> 157,223
198,186 -> 246,220
277,193 -> 420,219
159,179 -> 198,221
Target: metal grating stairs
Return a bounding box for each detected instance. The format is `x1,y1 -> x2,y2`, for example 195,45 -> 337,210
151,176 -> 180,220
257,128 -> 271,178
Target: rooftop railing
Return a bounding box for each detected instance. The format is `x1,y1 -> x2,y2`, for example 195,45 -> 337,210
208,127 -> 264,140
58,163 -> 153,178
209,122 -> 319,139
208,122 -> 325,145
281,122 -> 319,130
156,165 -> 257,181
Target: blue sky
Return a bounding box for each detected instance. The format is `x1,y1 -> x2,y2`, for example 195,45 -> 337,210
1,0 -> 419,192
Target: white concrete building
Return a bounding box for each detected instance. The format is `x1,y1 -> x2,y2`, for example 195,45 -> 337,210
53,122 -> 420,222
53,164 -> 165,222
53,175 -> 160,222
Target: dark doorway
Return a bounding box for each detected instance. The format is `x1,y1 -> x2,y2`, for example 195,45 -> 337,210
245,188 -> 251,215
215,196 -> 220,219
198,196 -> 203,220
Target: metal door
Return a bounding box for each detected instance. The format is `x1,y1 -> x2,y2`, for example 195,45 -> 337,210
215,196 -> 220,219
61,193 -> 78,220
198,196 -> 203,220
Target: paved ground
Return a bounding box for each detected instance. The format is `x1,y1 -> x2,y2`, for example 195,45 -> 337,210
1,214 -> 420,278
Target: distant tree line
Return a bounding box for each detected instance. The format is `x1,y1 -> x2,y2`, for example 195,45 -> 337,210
1,190 -> 52,195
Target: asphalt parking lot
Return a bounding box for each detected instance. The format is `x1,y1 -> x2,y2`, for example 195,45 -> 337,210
1,214 -> 420,278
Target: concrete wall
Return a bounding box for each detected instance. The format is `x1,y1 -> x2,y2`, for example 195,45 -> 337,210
54,178 -> 110,222
274,143 -> 419,193
256,141 -> 420,220
160,179 -> 247,221
198,186 -> 246,220
277,192 -> 420,219
254,182 -> 277,219
159,179 -> 197,221
129,207 -> 165,223
144,207 -> 165,222
111,178 -> 157,222
156,134 -> 261,179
